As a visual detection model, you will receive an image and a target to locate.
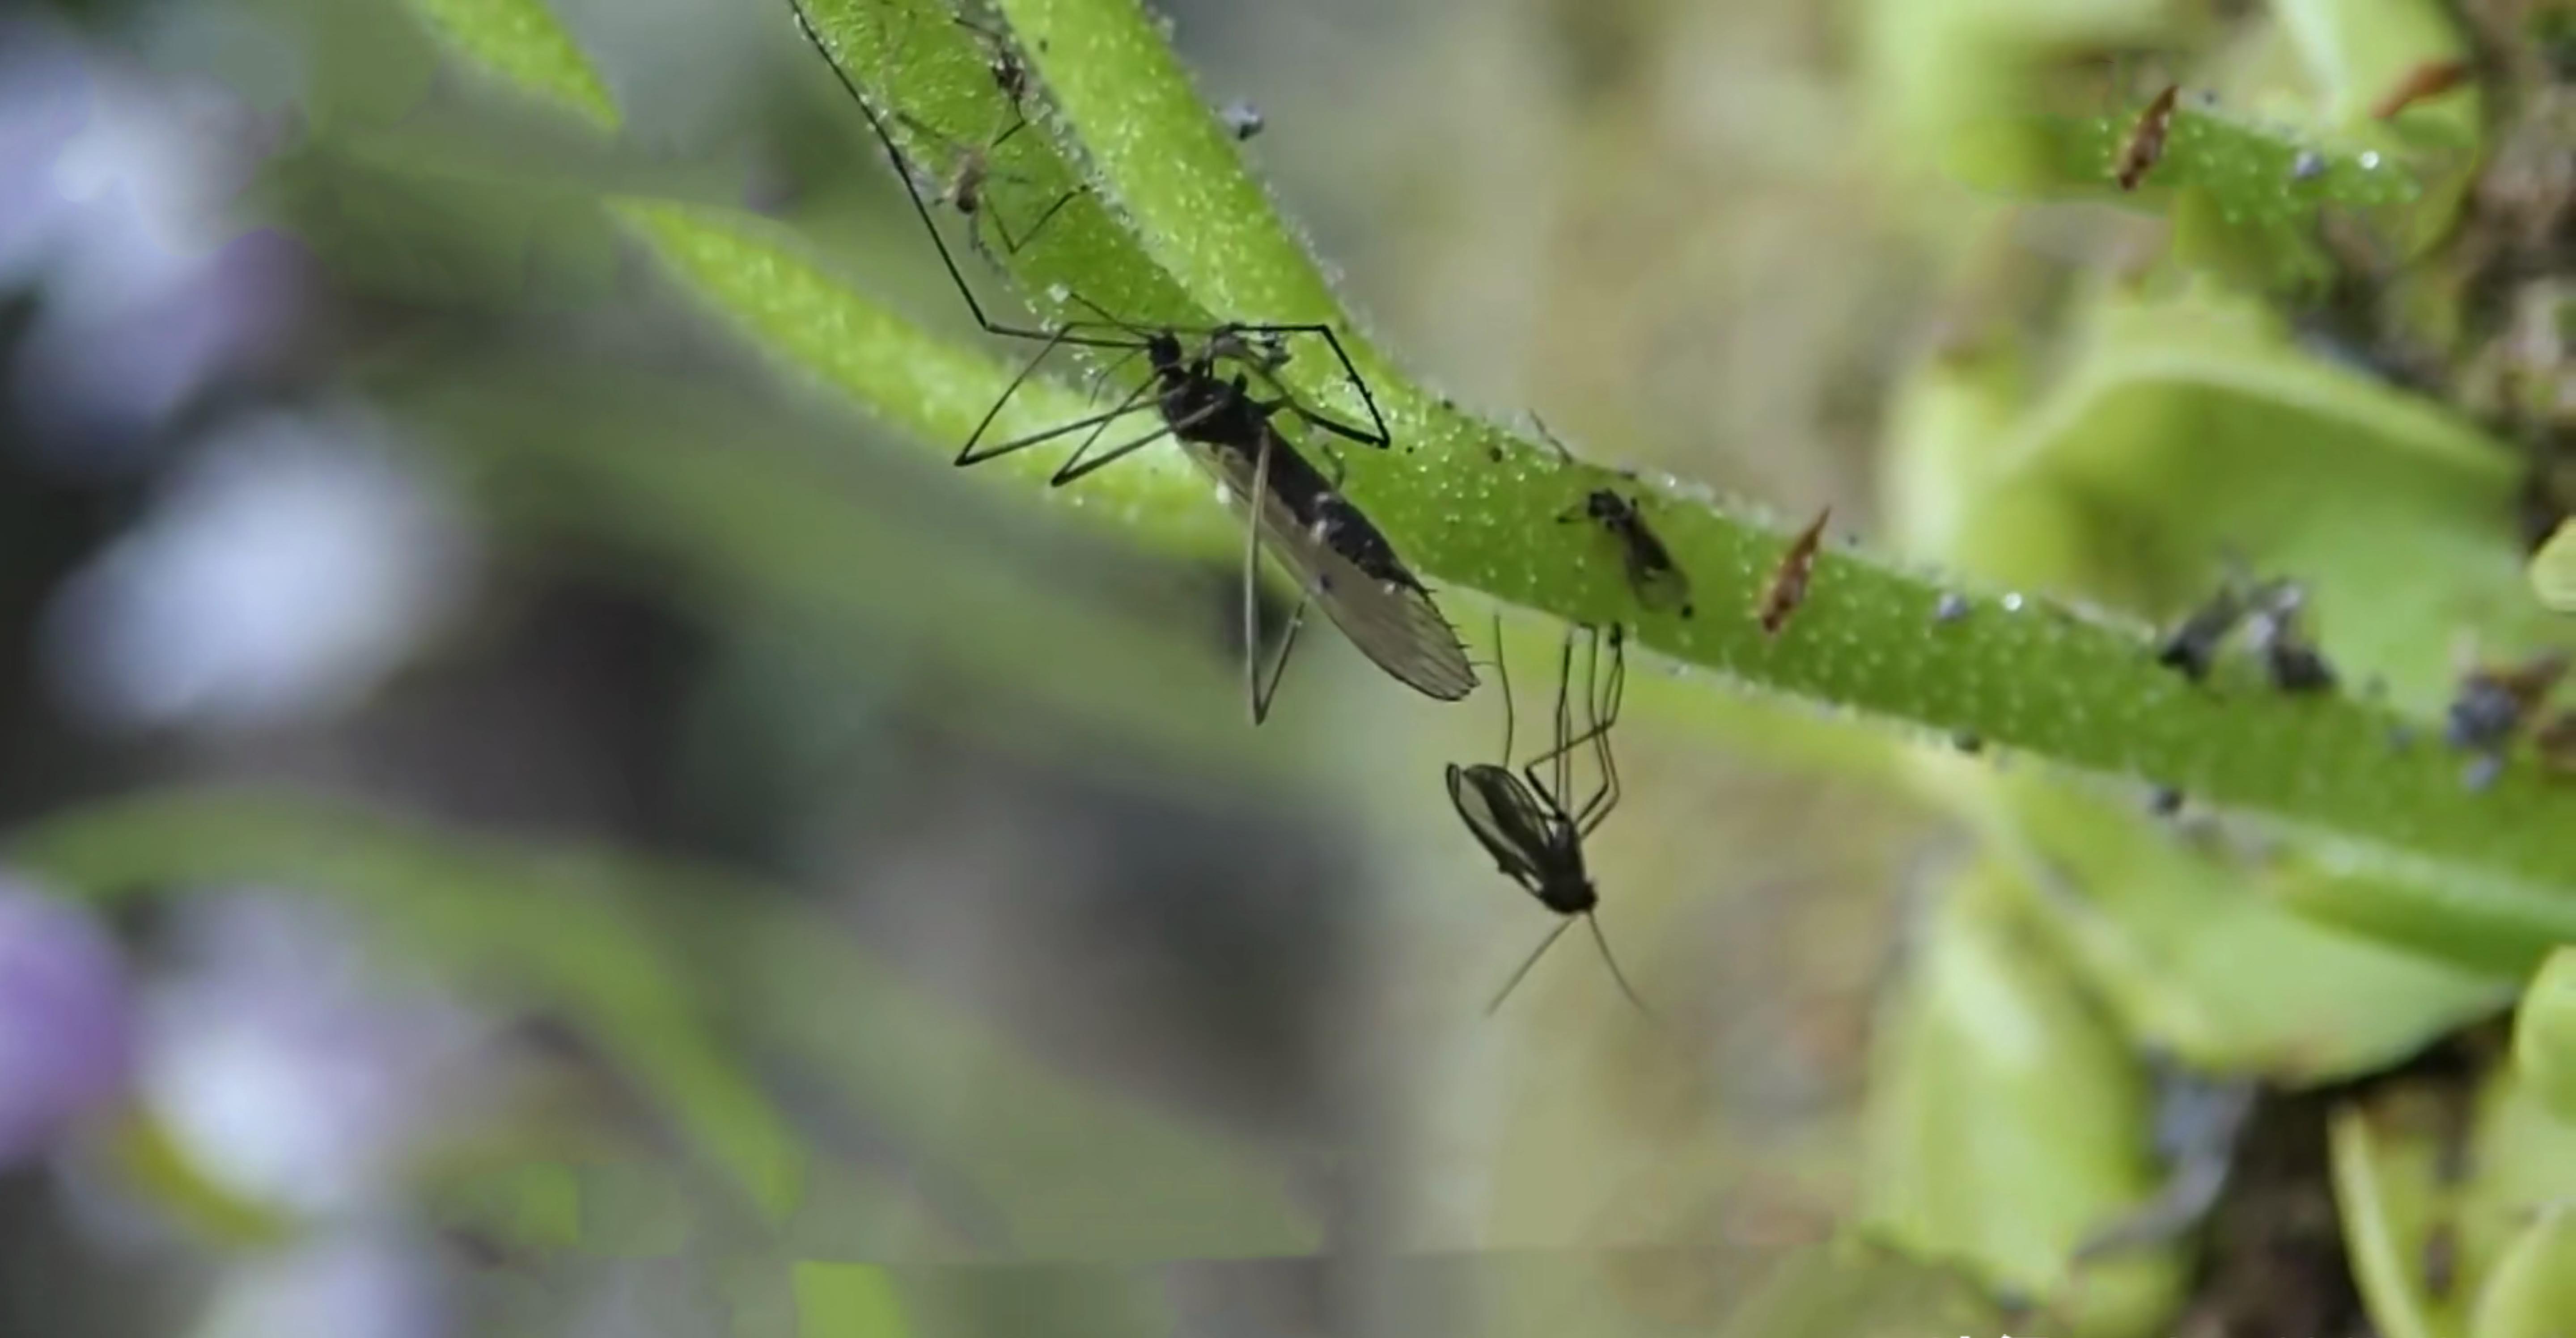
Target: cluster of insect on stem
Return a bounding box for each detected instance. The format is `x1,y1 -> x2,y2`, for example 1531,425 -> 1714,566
778,0 -> 1964,1020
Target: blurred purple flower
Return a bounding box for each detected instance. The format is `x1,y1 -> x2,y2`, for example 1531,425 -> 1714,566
0,876 -> 135,1167
141,891 -> 500,1219
43,401 -> 475,734
0,15 -> 306,470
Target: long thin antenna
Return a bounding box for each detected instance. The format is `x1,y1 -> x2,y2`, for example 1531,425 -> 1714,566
1486,919 -> 1574,1016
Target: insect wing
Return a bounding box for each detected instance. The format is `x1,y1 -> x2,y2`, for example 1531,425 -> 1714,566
1445,763 -> 1559,889
1187,439 -> 1479,702
1628,554 -> 1693,614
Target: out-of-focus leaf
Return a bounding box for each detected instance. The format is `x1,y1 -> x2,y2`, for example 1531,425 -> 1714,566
2530,521 -> 2576,613
1861,858 -> 2182,1338
1856,0 -> 2176,177
1946,764 -> 2508,1081
2512,948 -> 2576,1126
2274,0 -> 2476,134
1885,284 -> 2576,985
792,1263 -> 912,1338
2469,1207 -> 2576,1338
399,0 -> 619,129
2332,1061 -> 2576,1338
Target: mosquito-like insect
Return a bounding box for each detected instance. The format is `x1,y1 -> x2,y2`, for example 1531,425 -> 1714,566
785,0 -> 1478,721
1449,621 -> 1650,1017
1535,419 -> 1693,617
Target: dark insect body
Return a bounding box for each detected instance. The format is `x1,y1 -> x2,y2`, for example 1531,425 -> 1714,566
1219,98 -> 1265,140
1564,490 -> 1693,617
784,0 -> 1476,720
2153,572 -> 2336,692
2445,650 -> 2569,753
2115,83 -> 2181,191
2243,580 -> 2336,694
1757,507 -> 1831,636
2155,583 -> 2246,682
1530,419 -> 1692,617
1449,622 -> 1649,1017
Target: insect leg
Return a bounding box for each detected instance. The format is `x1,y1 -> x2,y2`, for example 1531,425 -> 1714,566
1047,396 -> 1226,487
1250,323 -> 1392,449
785,0 -> 1135,351
1583,915 -> 1652,1019
1576,630 -> 1627,837
989,185 -> 1086,256
1049,375 -> 1166,476
1486,918 -> 1575,1016
1245,429 -> 1278,724
958,340 -> 1154,466
1046,420 -> 1177,486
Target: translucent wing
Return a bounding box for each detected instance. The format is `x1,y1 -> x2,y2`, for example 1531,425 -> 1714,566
1445,762 -> 1558,891
1187,432 -> 1478,702
1627,558 -> 1694,615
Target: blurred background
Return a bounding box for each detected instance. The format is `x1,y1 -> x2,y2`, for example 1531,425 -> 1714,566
0,0 -> 2551,1334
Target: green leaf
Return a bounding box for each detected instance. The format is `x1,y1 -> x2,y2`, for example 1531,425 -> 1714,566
400,0 -> 619,129
2512,948 -> 2576,1126
2469,1207 -> 2576,1338
2530,520 -> 2576,614
1861,859 -> 2182,1337
2331,1062 -> 2576,1338
1885,282 -> 2576,972
1946,766 -> 2509,1081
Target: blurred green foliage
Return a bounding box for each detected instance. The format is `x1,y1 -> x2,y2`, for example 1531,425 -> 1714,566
25,0 -> 2576,1333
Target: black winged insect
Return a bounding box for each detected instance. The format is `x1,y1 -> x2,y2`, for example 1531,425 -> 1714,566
1449,621 -> 1651,1016
787,0 -> 1477,723
1536,420 -> 1693,617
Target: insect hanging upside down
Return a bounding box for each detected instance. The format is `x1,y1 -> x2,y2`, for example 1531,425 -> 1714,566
1449,621 -> 1651,1018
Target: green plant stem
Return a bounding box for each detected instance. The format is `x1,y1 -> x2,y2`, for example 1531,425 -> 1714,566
712,0 -> 2576,903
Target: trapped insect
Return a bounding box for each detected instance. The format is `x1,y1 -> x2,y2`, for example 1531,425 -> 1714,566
2242,580 -> 2336,693
1536,422 -> 1693,616
786,0 -> 1477,721
1449,620 -> 1650,1017
2444,648 -> 2569,753
1757,507 -> 1831,636
2115,83 -> 2181,191
2153,581 -> 2246,682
